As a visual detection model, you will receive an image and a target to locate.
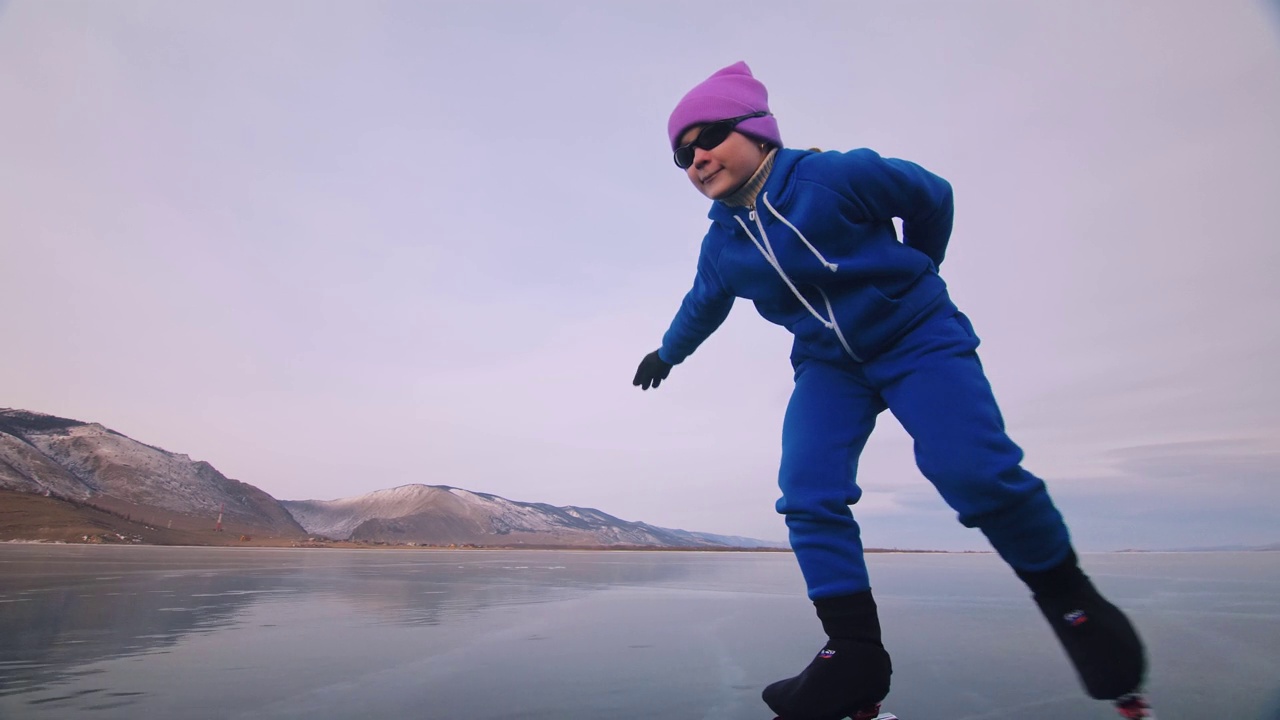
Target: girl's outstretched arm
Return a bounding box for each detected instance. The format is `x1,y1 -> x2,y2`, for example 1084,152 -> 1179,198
657,239 -> 735,367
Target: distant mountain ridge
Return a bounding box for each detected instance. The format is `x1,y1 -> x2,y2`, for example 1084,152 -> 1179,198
281,484 -> 783,548
0,409 -> 783,549
1165,542 -> 1280,552
0,409 -> 305,537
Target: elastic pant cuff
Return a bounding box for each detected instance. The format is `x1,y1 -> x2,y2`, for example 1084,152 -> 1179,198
814,589 -> 882,643
1015,548 -> 1089,598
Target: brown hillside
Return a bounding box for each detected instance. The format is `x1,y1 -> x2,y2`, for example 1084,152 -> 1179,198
0,490 -> 305,546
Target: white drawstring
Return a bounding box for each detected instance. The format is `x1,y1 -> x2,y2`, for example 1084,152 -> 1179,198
761,193 -> 838,272
733,196 -> 862,362
815,285 -> 860,362
734,215 -> 830,328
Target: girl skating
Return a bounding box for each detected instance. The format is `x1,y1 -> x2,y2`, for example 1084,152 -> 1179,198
633,61 -> 1148,719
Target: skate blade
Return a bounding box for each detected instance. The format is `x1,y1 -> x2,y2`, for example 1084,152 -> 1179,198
1115,693 -> 1155,719
768,707 -> 901,712
851,704 -> 895,720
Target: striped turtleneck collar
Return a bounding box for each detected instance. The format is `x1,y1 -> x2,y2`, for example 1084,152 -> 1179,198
720,148 -> 778,208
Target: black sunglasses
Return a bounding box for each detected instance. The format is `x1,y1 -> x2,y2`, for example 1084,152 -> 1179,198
673,111 -> 770,169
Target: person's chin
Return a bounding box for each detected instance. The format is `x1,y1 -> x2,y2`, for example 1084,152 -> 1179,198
701,177 -> 732,200
706,178 -> 743,201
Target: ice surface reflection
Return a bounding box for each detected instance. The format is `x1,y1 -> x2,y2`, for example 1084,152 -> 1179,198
0,546 -> 737,716
1,546 -> 1277,720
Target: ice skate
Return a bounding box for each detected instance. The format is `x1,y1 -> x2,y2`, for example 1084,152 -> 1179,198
1033,578 -> 1146,701
762,638 -> 892,720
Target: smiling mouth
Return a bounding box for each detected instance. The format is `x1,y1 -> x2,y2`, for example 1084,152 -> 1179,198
700,169 -> 721,184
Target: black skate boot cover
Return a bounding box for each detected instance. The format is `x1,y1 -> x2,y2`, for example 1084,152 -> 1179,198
1033,579 -> 1146,700
762,638 -> 891,720
763,591 -> 891,720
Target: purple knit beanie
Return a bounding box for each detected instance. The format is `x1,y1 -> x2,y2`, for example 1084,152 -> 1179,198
667,61 -> 782,151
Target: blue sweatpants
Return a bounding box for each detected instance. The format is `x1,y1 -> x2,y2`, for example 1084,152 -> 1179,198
777,309 -> 1072,599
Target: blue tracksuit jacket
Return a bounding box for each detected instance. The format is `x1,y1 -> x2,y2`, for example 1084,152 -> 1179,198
658,147 -> 954,367
656,147 -> 1071,599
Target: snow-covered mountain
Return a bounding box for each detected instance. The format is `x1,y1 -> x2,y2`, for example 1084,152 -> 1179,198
0,409 -> 304,536
282,484 -> 783,549
1,408 -> 782,549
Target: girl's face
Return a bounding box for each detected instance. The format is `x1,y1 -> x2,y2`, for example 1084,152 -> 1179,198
679,126 -> 767,201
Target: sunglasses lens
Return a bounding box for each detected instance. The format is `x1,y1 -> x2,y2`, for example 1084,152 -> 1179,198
673,120 -> 737,169
697,121 -> 732,150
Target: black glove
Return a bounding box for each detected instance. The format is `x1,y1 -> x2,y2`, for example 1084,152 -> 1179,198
632,350 -> 672,390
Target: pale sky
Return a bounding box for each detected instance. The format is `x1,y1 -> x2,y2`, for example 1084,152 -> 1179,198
3,1 -> 1278,551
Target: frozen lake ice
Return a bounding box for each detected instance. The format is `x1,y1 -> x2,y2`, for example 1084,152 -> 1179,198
1,545 -> 1277,719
